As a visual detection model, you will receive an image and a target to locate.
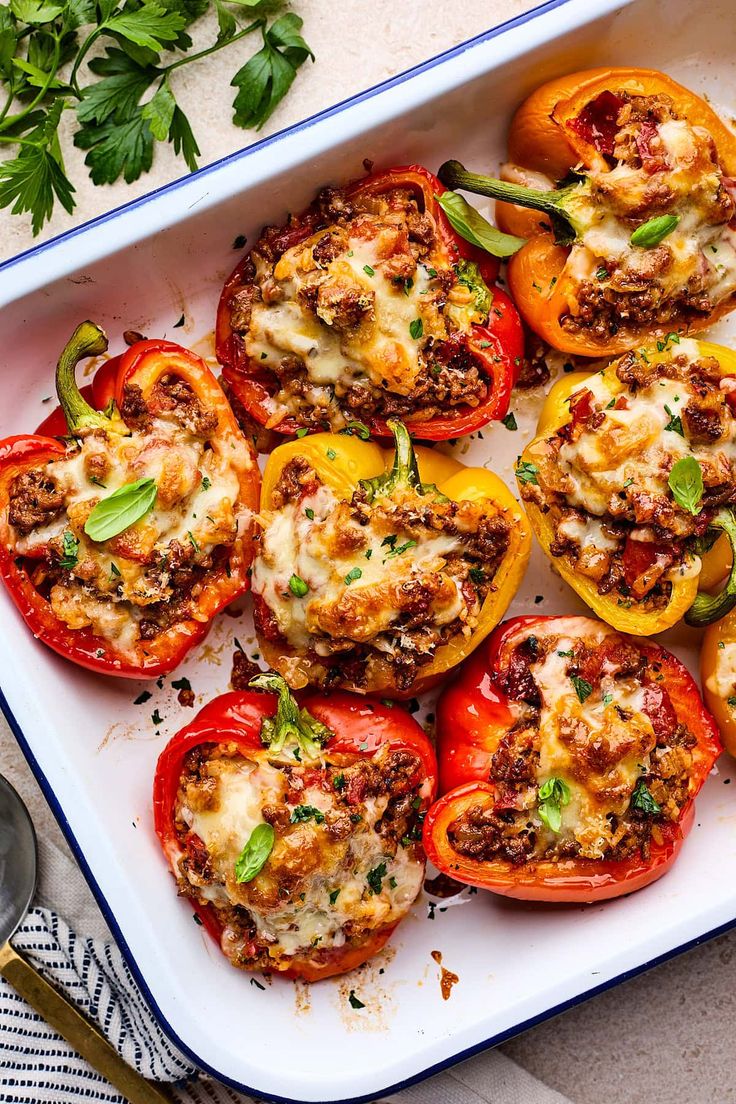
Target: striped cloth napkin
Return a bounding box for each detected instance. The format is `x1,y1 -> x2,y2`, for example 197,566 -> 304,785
0,799 -> 571,1104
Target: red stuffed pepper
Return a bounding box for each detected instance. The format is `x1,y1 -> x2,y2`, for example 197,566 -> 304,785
154,675 -> 437,981
216,164 -> 523,441
0,321 -> 260,678
423,615 -> 720,902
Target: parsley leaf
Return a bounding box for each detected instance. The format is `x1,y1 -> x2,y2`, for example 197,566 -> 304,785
570,675 -> 592,703
630,779 -> 661,815
231,13 -> 313,131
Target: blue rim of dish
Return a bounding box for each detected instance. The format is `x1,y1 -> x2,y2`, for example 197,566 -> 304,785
5,0 -> 723,1101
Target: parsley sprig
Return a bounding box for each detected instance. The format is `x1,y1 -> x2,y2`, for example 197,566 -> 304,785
0,1 -> 313,234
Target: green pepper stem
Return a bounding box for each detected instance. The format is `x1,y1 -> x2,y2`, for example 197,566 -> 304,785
358,420 -> 420,503
686,509 -> 736,627
55,321 -> 110,435
438,159 -> 579,234
249,673 -> 332,759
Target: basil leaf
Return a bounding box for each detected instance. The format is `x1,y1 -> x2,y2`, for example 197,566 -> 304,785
537,776 -> 571,834
668,456 -> 703,515
630,214 -> 679,248
436,190 -> 526,258
84,477 -> 157,542
234,822 -> 275,883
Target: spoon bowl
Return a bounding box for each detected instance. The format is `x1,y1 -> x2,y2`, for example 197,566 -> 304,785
0,774 -> 37,947
0,772 -> 171,1103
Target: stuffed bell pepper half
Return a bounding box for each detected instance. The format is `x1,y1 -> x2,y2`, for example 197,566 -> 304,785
423,615 -> 721,902
250,419 -> 530,696
439,67 -> 736,356
216,164 -> 523,439
516,338 -> 736,634
154,676 -> 437,980
0,322 -> 260,677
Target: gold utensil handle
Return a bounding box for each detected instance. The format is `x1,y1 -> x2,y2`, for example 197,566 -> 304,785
0,941 -> 173,1104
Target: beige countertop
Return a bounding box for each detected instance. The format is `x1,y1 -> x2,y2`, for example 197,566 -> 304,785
1,4 -> 735,1102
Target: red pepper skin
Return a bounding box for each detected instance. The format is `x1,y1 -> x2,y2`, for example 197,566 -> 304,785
216,165 -> 523,441
0,340 -> 260,679
424,616 -> 721,903
153,690 -> 438,981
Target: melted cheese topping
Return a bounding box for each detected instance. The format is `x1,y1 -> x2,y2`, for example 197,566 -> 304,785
551,344 -> 736,533
245,202 -> 488,426
252,482 -> 471,655
560,114 -> 736,309
179,752 -> 424,962
11,405 -> 252,657
527,621 -> 655,857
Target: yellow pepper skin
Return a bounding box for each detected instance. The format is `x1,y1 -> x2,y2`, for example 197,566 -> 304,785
702,609 -> 736,757
258,427 -> 531,697
519,340 -> 736,635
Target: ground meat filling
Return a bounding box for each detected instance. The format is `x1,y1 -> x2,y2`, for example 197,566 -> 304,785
520,346 -> 736,609
447,625 -> 698,866
172,741 -> 426,972
225,183 -> 494,430
555,92 -> 736,339
6,376 -> 245,656
252,457 -> 511,691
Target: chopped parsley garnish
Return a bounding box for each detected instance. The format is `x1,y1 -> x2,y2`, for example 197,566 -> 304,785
631,779 -> 661,815
366,862 -> 387,895
409,318 -> 424,340
341,421 -> 370,440
187,531 -> 200,553
151,708 -> 163,726
58,531 -> 79,570
290,804 -> 325,824
134,690 -> 152,705
305,507 -> 315,520
596,266 -> 608,281
348,990 -> 365,1009
295,427 -> 310,438
329,889 -> 340,904
385,539 -> 417,558
201,476 -> 211,490
469,567 -> 485,584
515,461 -> 538,485
664,404 -> 684,436
344,566 -> 362,585
363,264 -> 375,277
333,772 -> 346,791
288,574 -> 309,598
172,676 -> 191,692
110,561 -> 121,578
502,413 -> 517,431
326,447 -> 337,460
603,693 -> 614,706
570,675 -> 592,703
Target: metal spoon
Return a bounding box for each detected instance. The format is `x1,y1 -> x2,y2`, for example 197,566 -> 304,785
0,773 -> 172,1104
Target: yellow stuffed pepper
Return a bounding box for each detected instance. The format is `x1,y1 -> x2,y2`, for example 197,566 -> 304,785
251,420 -> 530,697
702,610 -> 736,757
516,338 -> 736,635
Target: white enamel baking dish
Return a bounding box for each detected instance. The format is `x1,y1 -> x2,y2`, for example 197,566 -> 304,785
2,0 -> 736,1099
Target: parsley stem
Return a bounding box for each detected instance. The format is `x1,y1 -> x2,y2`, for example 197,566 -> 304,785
55,321 -> 111,436
0,34 -> 62,135
69,28 -> 104,97
163,20 -> 262,75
